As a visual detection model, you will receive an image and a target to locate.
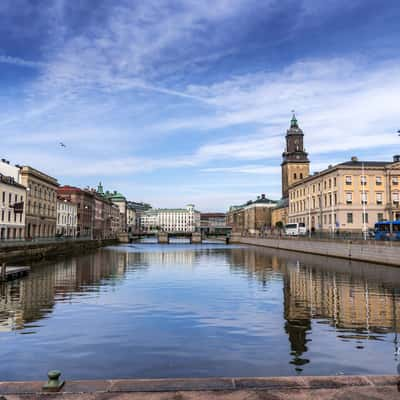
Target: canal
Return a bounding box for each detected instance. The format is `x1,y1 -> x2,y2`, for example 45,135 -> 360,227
0,242 -> 399,380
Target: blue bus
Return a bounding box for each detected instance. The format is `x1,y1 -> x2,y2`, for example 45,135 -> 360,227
374,221 -> 400,240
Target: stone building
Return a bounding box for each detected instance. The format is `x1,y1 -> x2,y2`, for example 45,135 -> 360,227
140,204 -> 200,233
127,201 -> 151,233
227,194 -> 277,235
200,213 -> 229,235
0,168 -> 26,240
105,190 -> 128,233
56,198 -> 77,237
272,114 -> 310,228
58,186 -> 94,238
288,155 -> 400,233
20,166 -> 59,239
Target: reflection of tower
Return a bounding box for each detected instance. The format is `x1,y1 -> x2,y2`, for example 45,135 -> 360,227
283,266 -> 311,371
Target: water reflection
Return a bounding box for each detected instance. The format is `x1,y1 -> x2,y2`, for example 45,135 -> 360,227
0,243 -> 399,379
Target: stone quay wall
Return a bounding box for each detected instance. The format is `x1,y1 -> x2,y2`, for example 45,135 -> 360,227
0,238 -> 118,264
232,235 -> 400,267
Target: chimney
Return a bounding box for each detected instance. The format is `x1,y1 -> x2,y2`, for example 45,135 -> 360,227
351,156 -> 358,162
393,155 -> 400,163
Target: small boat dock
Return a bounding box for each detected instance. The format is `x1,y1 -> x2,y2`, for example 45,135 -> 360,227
0,264 -> 30,281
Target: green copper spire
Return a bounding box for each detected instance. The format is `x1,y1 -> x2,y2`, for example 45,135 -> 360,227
97,182 -> 104,194
290,112 -> 298,128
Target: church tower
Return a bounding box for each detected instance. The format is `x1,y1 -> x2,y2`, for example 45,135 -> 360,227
281,113 -> 310,199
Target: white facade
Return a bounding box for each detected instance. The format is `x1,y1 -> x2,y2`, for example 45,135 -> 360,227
0,175 -> 26,240
56,199 -> 78,237
140,204 -> 200,233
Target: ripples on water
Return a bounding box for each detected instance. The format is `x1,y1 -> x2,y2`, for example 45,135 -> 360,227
0,241 -> 399,380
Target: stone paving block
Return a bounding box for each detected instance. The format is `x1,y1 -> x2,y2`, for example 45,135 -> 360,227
234,376 -> 307,390
109,378 -> 235,392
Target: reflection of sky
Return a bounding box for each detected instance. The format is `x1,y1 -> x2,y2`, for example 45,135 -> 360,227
0,243 -> 399,380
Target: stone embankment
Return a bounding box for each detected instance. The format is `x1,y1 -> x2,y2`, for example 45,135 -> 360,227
231,234 -> 400,267
0,375 -> 398,399
0,238 -> 118,264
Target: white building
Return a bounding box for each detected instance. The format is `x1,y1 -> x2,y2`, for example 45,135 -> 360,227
56,198 -> 78,237
140,204 -> 200,233
0,171 -> 26,241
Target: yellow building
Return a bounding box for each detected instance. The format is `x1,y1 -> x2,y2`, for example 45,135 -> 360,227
288,155 -> 400,232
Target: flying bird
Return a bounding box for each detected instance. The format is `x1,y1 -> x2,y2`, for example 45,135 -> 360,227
60,142 -> 66,148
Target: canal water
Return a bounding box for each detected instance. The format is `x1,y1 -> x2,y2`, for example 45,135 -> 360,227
0,242 -> 400,380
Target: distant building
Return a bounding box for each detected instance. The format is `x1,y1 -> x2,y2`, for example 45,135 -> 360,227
227,194 -> 277,235
20,166 -> 59,239
200,213 -> 230,235
140,204 -> 200,233
288,155 -> 400,232
58,186 -> 94,238
127,201 -> 152,233
0,164 -> 26,241
104,190 -> 128,233
56,198 -> 77,237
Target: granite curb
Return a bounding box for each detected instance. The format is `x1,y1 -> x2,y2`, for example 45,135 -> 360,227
0,375 -> 398,395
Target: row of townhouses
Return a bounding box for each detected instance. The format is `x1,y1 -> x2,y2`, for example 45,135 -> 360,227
0,159 -> 150,241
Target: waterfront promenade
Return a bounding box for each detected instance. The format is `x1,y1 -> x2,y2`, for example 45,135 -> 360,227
232,234 -> 400,267
0,375 -> 398,399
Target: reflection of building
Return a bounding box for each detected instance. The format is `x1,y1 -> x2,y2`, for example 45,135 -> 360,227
227,194 -> 277,234
288,156 -> 400,232
0,250 -> 128,332
0,160 -> 26,240
20,165 -> 59,239
140,204 -> 200,233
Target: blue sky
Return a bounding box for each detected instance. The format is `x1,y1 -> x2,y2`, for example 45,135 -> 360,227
1,0 -> 399,211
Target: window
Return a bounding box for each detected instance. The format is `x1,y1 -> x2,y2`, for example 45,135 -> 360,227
393,192 -> 399,204
2,191 -> 4,203
347,213 -> 353,223
300,173 -> 303,179
362,213 -> 368,224
376,192 -> 383,205
345,176 -> 352,185
376,176 -> 382,185
361,192 -> 368,204
377,213 -> 384,222
360,175 -> 367,186
294,173 -> 297,179
393,177 -> 398,185
346,192 -> 353,204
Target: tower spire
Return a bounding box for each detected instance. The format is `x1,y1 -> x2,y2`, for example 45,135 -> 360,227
290,110 -> 298,128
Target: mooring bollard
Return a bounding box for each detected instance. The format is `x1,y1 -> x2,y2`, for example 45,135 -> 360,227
42,370 -> 65,392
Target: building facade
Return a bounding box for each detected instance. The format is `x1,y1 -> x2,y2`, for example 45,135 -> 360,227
281,114 -> 310,199
58,186 -> 94,238
20,166 -> 58,239
227,195 -> 277,235
56,198 -> 77,237
288,156 -> 400,233
105,190 -> 127,233
0,171 -> 26,240
140,204 -> 200,233
200,213 -> 230,235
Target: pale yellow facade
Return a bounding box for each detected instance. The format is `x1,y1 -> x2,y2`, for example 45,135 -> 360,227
288,158 -> 400,232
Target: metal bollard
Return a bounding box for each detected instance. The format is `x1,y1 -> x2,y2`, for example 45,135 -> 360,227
42,370 -> 65,392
